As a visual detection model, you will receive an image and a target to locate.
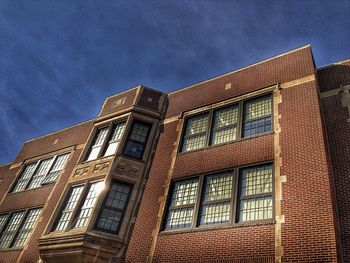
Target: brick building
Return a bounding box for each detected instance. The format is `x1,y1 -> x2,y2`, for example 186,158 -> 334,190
0,44 -> 349,262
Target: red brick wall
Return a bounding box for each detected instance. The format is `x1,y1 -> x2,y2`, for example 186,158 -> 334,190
319,62 -> 350,262
125,46 -> 338,262
280,81 -> 338,262
166,46 -> 315,118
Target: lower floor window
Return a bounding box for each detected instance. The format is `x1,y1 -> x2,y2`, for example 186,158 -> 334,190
0,208 -> 42,248
163,163 -> 273,230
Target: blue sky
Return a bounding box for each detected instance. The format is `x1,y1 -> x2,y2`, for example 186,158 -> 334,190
1,0 -> 350,164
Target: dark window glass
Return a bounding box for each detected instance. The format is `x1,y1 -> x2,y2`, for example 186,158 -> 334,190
123,121 -> 151,159
95,181 -> 132,233
164,178 -> 199,230
243,95 -> 272,137
238,164 -> 273,222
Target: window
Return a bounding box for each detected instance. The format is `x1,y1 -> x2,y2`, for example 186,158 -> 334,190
180,94 -> 272,153
94,181 -> 132,233
12,153 -> 70,193
163,163 -> 273,230
53,181 -> 104,231
164,178 -> 199,230
123,121 -> 151,160
86,122 -> 126,161
0,208 -> 42,249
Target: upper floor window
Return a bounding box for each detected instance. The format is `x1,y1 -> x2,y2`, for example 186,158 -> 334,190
123,121 -> 151,160
86,122 -> 126,161
163,163 -> 273,231
12,153 -> 70,193
0,208 -> 42,249
180,94 -> 272,153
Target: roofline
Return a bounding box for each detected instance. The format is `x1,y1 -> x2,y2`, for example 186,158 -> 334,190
25,118 -> 94,143
317,58 -> 350,71
169,44 -> 311,96
0,161 -> 13,168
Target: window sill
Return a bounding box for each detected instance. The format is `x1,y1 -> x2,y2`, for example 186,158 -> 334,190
178,131 -> 273,156
7,182 -> 55,196
0,247 -> 23,252
159,219 -> 275,236
80,155 -> 114,165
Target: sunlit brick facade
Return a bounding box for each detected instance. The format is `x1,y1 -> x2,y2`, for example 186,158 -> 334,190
0,45 -> 350,262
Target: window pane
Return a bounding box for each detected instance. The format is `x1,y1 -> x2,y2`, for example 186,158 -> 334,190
74,181 -> 104,228
203,172 -> 233,201
123,121 -> 151,159
42,153 -> 70,184
96,182 -> 131,233
12,163 -> 37,192
239,196 -> 273,221
239,164 -> 273,222
200,202 -> 230,225
243,95 -> 272,137
55,186 -> 84,231
0,211 -> 25,248
128,122 -> 150,143
240,165 -> 273,196
165,207 -> 194,230
213,106 -> 238,128
185,114 -> 209,135
182,114 -> 208,152
211,126 -> 237,145
28,158 -> 53,189
13,208 -> 41,247
104,122 -> 126,156
171,179 -> 199,206
0,214 -> 9,233
199,172 -> 233,226
86,127 -> 109,161
164,178 -> 198,230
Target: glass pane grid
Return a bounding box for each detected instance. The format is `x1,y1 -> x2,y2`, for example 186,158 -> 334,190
245,96 -> 271,120
55,186 -> 84,231
12,163 -> 37,192
183,134 -> 207,151
213,106 -> 238,128
211,126 -> 237,145
171,179 -> 198,206
93,127 -> 109,146
74,182 -> 103,228
239,196 -> 273,221
0,212 -> 25,248
204,173 -> 233,201
51,154 -> 69,172
13,208 -> 41,247
0,214 -> 9,232
243,117 -> 271,137
200,202 -> 230,225
239,165 -> 273,222
129,123 -> 149,143
241,165 -> 273,196
96,181 -> 131,233
110,123 -> 126,142
185,114 -> 209,135
28,159 -> 53,189
165,207 -> 194,229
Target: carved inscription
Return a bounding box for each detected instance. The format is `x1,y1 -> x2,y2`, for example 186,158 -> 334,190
73,167 -> 89,177
112,97 -> 127,108
93,161 -> 110,173
116,163 -> 139,177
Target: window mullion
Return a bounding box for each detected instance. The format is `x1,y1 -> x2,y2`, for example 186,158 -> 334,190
192,175 -> 204,228
237,101 -> 244,140
206,110 -> 214,146
231,169 -> 239,224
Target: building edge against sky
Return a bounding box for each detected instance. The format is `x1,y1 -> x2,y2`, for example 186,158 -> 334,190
0,45 -> 350,262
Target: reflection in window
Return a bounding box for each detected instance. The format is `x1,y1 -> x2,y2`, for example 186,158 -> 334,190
211,105 -> 238,145
123,121 -> 151,160
181,114 -> 209,152
164,178 -> 199,230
